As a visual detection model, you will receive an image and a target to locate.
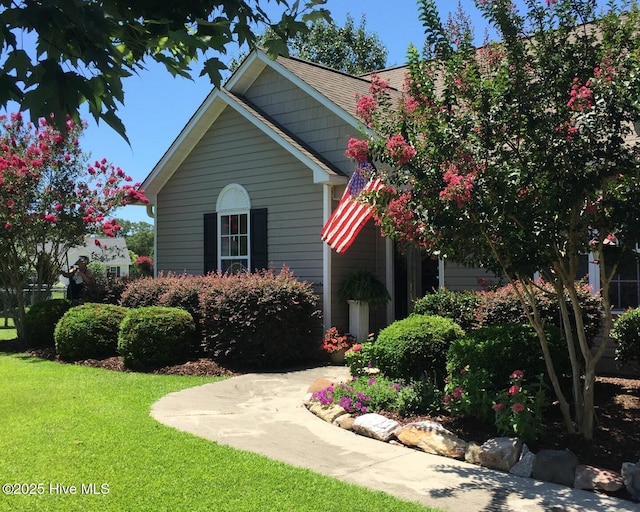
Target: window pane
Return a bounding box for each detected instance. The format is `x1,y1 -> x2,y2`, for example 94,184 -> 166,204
619,282 -> 639,310
240,214 -> 247,234
222,259 -> 248,274
240,236 -> 247,255
576,254 -> 589,281
230,236 -> 239,256
221,237 -> 230,256
608,283 -> 620,309
231,215 -> 240,234
618,258 -> 638,281
221,216 -> 230,235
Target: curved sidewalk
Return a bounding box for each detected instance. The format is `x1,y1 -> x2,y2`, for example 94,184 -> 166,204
151,366 -> 637,512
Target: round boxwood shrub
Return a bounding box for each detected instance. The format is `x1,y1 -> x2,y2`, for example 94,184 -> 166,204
446,323 -> 569,394
118,306 -> 195,369
612,308 -> 640,368
24,298 -> 73,347
374,314 -> 465,384
54,303 -> 129,361
413,289 -> 480,332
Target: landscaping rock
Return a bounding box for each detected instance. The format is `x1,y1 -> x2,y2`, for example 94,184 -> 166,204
307,402 -> 347,424
465,441 -> 482,465
509,444 -> 535,478
477,437 -> 523,472
532,449 -> 579,487
621,461 -> 640,500
307,378 -> 336,394
574,464 -> 624,492
352,413 -> 399,442
395,420 -> 468,460
336,414 -> 355,430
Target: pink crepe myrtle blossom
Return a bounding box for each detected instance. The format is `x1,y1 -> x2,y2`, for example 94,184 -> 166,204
567,77 -> 593,111
510,370 -> 524,380
368,74 -> 389,95
355,94 -> 378,125
509,384 -> 521,396
385,134 -> 416,165
440,163 -> 476,208
345,137 -> 370,163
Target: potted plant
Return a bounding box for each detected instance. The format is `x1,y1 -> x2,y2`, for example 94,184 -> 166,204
321,327 -> 356,364
338,270 -> 391,341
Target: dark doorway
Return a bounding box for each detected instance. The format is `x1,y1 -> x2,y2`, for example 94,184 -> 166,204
393,246 -> 439,320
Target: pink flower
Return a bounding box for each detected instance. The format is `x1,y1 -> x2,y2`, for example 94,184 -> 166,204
355,94 -> 378,125
443,394 -> 451,404
452,386 -> 463,399
345,138 -> 369,163
512,403 -> 525,413
510,370 -> 524,380
492,403 -> 504,412
385,134 -> 416,165
348,343 -> 362,353
440,164 -> 475,208
369,74 -> 389,95
508,385 -> 521,396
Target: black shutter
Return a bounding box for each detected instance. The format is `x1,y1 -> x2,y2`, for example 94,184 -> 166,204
250,208 -> 268,271
203,212 -> 217,274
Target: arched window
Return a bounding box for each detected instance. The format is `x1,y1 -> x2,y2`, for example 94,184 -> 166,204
204,185 -> 268,274
216,184 -> 251,273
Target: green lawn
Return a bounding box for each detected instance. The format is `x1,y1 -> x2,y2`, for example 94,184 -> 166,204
0,352 -> 436,512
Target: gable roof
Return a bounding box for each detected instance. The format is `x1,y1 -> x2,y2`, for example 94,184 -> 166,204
142,49 -> 400,201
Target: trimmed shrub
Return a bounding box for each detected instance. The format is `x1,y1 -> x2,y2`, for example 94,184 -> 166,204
118,306 -> 195,369
200,268 -> 322,369
24,298 -> 73,347
54,304 -> 129,360
373,314 -> 465,384
446,323 -> 568,395
413,289 -> 480,331
612,308 -> 640,367
474,280 -> 603,343
158,275 -> 210,348
119,274 -> 180,308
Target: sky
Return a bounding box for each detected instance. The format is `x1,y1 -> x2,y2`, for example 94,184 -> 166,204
31,0 -> 607,224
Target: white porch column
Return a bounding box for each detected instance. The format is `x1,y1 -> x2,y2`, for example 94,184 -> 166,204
322,183 -> 332,329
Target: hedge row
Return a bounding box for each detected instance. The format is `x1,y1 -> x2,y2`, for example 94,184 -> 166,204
118,268 -> 322,368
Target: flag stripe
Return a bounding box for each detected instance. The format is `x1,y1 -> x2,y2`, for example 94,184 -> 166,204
321,170 -> 383,253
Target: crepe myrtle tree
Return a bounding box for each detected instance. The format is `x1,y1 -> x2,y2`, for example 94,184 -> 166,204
0,112 -> 148,341
347,0 -> 640,440
0,0 -> 330,140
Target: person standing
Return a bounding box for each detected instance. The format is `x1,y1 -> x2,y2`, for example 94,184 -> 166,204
61,256 -> 94,302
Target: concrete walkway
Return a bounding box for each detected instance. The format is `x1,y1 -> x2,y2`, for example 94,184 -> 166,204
151,365 -> 639,512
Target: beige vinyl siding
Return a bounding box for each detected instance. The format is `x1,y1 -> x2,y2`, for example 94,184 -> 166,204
243,67 -> 359,175
156,105 -> 324,289
442,261 -> 502,291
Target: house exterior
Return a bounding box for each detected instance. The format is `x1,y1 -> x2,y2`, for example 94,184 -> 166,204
64,237 -> 132,278
140,48 -> 498,334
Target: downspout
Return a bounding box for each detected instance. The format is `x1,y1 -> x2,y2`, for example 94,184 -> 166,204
322,184 -> 332,329
145,203 -> 158,278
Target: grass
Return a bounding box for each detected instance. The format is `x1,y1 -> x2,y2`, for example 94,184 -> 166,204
0,318 -> 16,340
0,352 -> 438,512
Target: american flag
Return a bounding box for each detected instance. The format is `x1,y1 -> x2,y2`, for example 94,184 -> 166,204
321,166 -> 384,253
